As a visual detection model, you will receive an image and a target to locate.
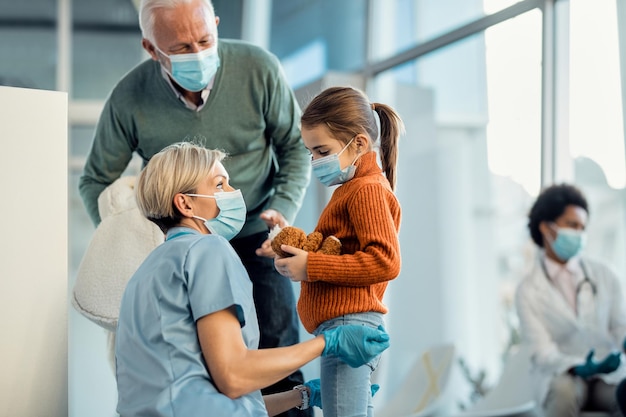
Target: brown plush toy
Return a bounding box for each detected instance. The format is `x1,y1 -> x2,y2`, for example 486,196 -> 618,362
269,226 -> 341,257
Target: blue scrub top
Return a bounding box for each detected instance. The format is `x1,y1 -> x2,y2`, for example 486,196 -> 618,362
115,227 -> 267,417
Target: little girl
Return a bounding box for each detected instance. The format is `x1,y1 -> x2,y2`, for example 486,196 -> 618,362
274,86 -> 404,417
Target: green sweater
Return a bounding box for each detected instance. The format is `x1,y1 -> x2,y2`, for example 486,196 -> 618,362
79,39 -> 310,238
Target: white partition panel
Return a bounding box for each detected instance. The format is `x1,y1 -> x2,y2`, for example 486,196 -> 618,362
0,86 -> 68,417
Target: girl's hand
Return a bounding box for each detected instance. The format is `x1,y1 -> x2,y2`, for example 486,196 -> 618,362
274,245 -> 309,282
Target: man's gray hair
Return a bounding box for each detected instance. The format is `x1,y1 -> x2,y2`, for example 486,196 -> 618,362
138,0 -> 215,42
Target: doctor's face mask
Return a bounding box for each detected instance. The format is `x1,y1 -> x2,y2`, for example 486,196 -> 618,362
548,225 -> 587,261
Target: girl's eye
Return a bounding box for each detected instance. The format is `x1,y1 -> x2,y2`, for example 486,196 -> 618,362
318,150 -> 329,156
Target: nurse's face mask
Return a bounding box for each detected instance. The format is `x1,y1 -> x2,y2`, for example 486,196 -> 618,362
185,190 -> 247,241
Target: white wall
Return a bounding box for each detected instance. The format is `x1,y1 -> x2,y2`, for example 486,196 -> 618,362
0,86 -> 68,417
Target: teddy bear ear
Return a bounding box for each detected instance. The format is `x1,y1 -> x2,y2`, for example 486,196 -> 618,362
270,226 -> 307,257
303,232 -> 323,252
318,236 -> 342,255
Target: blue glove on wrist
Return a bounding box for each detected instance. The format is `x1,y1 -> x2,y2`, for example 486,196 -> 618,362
572,350 -> 621,379
304,379 -> 322,408
321,324 -> 390,368
304,378 -> 380,409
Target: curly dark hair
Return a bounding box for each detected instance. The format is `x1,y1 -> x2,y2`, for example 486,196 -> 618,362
528,183 -> 588,247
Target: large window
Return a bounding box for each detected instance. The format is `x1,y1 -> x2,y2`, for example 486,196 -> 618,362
568,0 -> 626,280
371,0 -> 529,62
368,9 -> 542,402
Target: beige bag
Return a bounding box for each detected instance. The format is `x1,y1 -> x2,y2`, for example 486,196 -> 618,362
72,176 -> 164,331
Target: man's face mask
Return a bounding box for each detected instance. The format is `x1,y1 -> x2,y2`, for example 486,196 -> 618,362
156,43 -> 220,92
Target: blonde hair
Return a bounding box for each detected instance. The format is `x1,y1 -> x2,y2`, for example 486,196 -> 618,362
136,142 -> 226,232
301,86 -> 405,190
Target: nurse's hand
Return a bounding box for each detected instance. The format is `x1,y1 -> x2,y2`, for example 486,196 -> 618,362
304,378 -> 380,409
304,379 -> 322,408
321,324 -> 390,368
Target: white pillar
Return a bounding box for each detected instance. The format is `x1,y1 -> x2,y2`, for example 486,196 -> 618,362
0,86 -> 68,417
242,0 -> 271,49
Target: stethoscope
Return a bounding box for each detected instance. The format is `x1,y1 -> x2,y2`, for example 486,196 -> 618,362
540,257 -> 597,300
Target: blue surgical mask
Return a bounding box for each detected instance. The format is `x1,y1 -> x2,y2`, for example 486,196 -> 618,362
157,44 -> 220,92
311,138 -> 358,187
549,225 -> 587,261
186,189 -> 246,240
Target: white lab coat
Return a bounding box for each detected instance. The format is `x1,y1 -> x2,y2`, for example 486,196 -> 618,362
515,253 -> 626,406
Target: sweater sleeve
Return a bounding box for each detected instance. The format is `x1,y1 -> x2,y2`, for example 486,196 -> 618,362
306,183 -> 401,286
79,93 -> 136,226
262,53 -> 310,224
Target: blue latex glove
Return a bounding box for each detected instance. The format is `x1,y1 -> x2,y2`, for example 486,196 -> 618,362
321,324 -> 390,368
304,378 -> 380,409
622,337 -> 626,353
304,379 -> 322,408
572,350 -> 621,379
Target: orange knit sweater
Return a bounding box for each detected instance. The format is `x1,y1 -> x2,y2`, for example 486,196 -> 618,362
298,151 -> 402,333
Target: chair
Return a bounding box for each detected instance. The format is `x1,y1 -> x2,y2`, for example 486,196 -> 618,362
450,346 -> 612,417
376,344 -> 456,417
452,345 -> 537,417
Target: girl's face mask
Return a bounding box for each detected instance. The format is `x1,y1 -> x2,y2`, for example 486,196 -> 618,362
311,138 -> 359,187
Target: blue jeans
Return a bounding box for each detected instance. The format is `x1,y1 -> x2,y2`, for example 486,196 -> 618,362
230,232 -> 312,417
314,312 -> 384,417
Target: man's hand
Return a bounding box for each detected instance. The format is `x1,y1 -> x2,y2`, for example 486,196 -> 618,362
259,209 -> 288,229
256,210 -> 288,257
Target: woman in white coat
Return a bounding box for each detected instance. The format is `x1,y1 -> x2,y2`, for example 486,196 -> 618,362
516,183 -> 626,417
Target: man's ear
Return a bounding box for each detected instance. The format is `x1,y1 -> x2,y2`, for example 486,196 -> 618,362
142,38 -> 159,61
173,193 -> 194,218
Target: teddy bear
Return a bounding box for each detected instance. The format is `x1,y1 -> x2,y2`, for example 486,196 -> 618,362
269,226 -> 341,257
